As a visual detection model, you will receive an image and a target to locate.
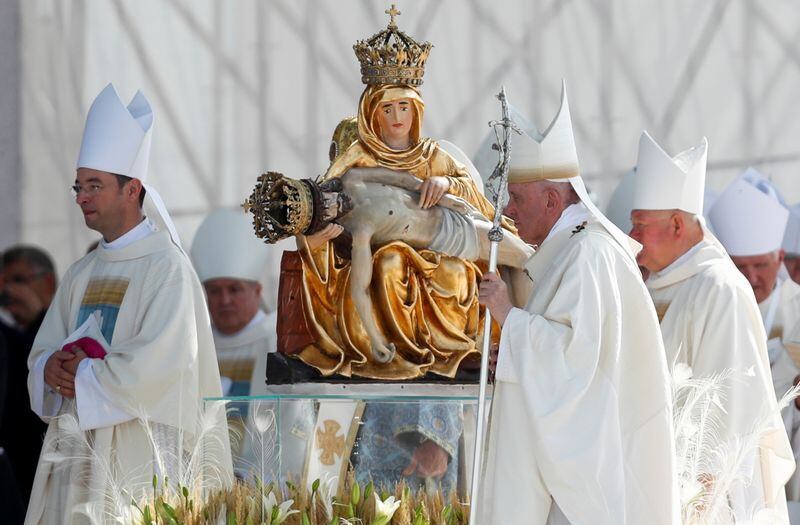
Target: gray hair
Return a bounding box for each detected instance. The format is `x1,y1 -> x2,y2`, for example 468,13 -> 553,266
540,180 -> 580,205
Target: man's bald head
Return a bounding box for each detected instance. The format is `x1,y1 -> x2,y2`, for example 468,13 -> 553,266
629,209 -> 704,273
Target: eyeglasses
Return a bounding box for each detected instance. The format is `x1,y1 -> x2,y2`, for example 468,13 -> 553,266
71,183 -> 106,197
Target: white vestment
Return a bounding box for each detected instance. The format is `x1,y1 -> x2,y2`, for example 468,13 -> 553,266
213,309 -> 277,396
212,309 -> 279,479
25,226 -> 228,524
760,276 -> 800,367
647,235 -> 794,521
481,214 -> 679,524
760,278 -> 800,506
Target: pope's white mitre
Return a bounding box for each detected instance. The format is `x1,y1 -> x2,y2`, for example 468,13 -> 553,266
191,209 -> 272,283
506,81 -> 580,183
710,168 -> 789,256
783,203 -> 800,256
630,131 -> 707,215
480,81 -> 640,257
77,83 -> 153,182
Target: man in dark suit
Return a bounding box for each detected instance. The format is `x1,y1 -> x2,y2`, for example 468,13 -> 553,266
0,246 -> 55,510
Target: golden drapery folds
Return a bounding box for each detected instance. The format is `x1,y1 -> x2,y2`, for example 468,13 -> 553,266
296,85 -> 516,380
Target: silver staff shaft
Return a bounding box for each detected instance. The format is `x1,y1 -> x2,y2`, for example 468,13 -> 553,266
468,232 -> 501,524
468,86 -> 517,525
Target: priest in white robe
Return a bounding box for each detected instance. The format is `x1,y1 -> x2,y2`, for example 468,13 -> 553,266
710,169 -> 800,404
629,131 -> 794,522
25,84 -> 228,524
191,209 -> 291,480
191,209 -> 278,397
710,171 -> 800,510
477,84 -> 679,525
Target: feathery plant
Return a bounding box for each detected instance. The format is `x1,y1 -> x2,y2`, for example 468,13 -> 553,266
672,362 -> 798,525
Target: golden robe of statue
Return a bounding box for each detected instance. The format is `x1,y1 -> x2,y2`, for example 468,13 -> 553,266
295,84 -> 517,380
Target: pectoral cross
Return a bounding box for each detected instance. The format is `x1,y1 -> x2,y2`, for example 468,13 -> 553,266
386,4 -> 401,28
570,221 -> 588,237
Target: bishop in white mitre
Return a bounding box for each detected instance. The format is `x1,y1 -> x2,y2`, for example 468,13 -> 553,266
477,83 -> 679,525
25,84 -> 228,524
711,172 -> 800,509
191,209 -> 278,397
710,171 -> 800,406
629,131 -> 794,522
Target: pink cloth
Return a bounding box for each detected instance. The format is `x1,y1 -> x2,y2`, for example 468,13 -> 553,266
62,337 -> 107,359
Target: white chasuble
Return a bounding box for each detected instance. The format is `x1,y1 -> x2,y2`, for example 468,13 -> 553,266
760,276 -> 800,368
647,235 -> 794,521
25,230 -> 228,525
213,309 -> 277,397
481,220 -> 679,525
760,278 -> 800,505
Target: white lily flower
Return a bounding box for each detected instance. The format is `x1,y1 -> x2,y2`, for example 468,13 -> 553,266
262,491 -> 299,524
372,493 -> 401,525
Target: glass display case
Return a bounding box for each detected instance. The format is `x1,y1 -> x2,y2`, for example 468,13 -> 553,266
202,384 -> 489,523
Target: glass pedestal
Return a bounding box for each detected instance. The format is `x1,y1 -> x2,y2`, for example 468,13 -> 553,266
203,383 -> 490,523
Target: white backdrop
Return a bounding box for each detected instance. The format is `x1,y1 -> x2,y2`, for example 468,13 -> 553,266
14,0 -> 800,285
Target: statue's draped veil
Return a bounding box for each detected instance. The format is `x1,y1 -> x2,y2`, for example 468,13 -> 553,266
357,84 -> 437,174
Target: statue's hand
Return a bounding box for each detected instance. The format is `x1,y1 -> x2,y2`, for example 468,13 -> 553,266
418,176 -> 450,209
304,223 -> 344,250
442,195 -> 480,217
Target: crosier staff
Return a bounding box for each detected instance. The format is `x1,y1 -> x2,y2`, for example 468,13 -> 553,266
469,86 -> 520,524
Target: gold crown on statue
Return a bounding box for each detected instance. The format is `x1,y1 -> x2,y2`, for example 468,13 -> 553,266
353,4 -> 432,86
242,172 -> 314,244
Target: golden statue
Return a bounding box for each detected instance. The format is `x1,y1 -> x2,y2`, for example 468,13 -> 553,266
267,9 -> 518,380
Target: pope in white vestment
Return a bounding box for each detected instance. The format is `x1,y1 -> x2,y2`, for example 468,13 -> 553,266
25,85 -> 228,524
478,85 -> 679,525
631,133 -> 793,522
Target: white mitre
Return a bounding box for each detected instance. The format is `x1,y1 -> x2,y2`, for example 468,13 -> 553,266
77,83 -> 183,249
783,203 -> 800,256
77,83 -> 152,181
709,168 -> 789,256
191,209 -> 271,283
630,131 -> 708,215
502,81 -> 640,257
605,168 -> 636,234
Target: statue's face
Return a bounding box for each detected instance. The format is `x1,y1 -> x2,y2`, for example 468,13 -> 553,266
376,98 -> 413,148
320,191 -> 353,222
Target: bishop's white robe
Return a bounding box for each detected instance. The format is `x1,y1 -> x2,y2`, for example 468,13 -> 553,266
481,211 -> 679,524
759,275 -> 800,356
212,308 -> 278,479
758,278 -> 800,437
647,235 -> 794,521
25,225 -> 229,524
213,309 -> 277,397
759,277 -> 800,507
